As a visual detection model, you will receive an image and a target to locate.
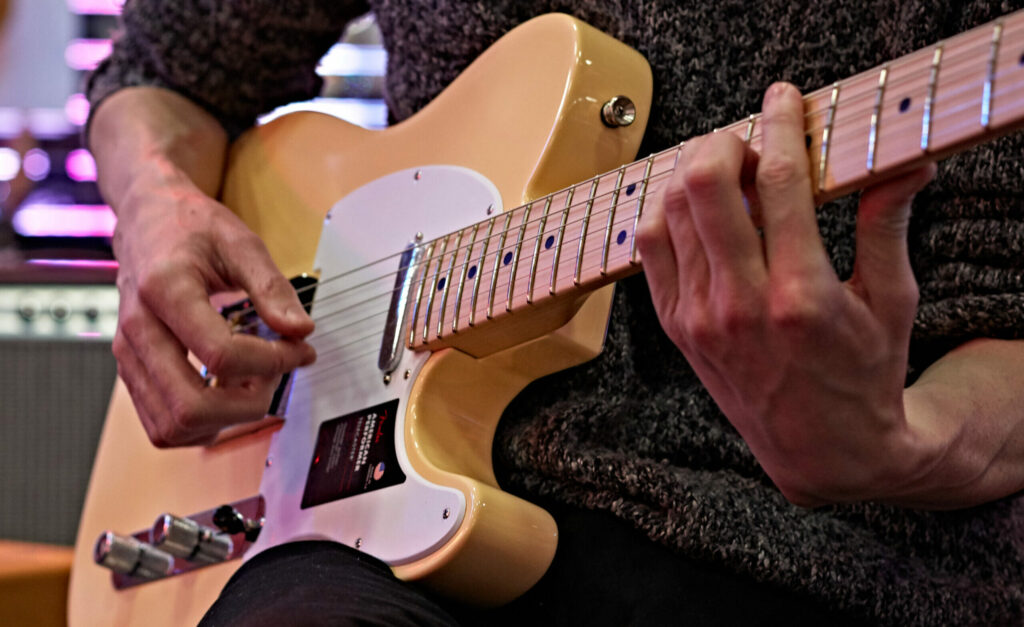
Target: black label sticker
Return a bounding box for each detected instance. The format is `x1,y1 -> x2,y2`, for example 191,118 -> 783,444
300,399 -> 406,509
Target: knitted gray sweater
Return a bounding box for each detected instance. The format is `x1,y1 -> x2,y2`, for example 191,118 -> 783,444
90,1 -> 1024,623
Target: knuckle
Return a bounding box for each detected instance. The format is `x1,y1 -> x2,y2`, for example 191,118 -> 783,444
682,309 -> 717,349
167,395 -> 204,439
757,154 -> 806,190
136,262 -> 176,303
769,283 -> 825,332
201,344 -> 232,375
717,297 -> 761,335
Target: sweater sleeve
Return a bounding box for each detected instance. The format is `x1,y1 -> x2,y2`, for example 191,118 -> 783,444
86,0 -> 368,138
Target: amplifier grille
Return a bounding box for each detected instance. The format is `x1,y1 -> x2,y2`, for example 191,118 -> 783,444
0,339 -> 116,545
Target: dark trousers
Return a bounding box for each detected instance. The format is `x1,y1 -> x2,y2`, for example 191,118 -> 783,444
199,500 -> 864,626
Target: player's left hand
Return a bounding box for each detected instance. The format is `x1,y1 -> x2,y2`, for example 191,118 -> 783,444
637,82 -> 938,506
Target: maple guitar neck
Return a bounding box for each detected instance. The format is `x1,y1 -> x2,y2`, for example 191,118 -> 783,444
407,11 -> 1024,353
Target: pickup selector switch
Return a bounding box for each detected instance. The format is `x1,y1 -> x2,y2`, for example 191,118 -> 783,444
151,513 -> 233,564
94,531 -> 174,580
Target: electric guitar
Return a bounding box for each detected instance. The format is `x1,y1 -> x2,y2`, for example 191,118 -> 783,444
69,12 -> 1024,626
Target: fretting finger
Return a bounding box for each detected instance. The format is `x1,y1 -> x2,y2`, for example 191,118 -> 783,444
680,133 -> 765,292
757,83 -> 831,279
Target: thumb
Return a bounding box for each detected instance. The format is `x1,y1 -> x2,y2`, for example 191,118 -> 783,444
221,238 -> 315,339
852,163 -> 936,326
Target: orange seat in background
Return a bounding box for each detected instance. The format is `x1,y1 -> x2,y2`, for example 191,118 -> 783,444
0,541 -> 73,626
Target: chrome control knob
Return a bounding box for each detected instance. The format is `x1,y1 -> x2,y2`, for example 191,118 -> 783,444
94,531 -> 174,580
151,514 -> 233,564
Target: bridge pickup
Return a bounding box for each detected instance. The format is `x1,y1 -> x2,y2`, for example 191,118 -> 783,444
212,275 -> 318,416
378,242 -> 422,374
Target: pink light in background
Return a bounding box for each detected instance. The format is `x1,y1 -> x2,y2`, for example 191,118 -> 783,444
65,39 -> 112,71
12,203 -> 116,238
23,149 -> 50,181
66,0 -> 124,15
28,258 -> 119,269
0,147 -> 19,181
65,93 -> 90,126
66,149 -> 98,182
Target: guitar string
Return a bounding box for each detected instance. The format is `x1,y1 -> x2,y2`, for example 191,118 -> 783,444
284,83 -> 1024,392
287,86 -> 1024,399
227,44 -> 1024,335
240,72 -> 1024,344
286,206 -> 661,404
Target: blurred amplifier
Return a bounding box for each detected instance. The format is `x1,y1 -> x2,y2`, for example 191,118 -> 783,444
0,261 -> 119,546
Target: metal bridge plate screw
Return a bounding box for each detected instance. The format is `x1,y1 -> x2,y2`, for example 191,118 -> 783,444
601,95 -> 636,128
355,538 -> 363,549
265,457 -> 272,468
403,369 -> 411,380
383,374 -> 392,385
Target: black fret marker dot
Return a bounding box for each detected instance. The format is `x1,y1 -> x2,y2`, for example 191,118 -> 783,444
804,134 -> 811,149
436,277 -> 446,291
616,230 -> 627,245
503,252 -> 513,266
899,97 -> 911,113
545,235 -> 555,250
468,265 -> 477,279
626,183 -> 637,196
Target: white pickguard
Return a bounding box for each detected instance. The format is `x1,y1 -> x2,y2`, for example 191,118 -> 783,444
247,165 -> 503,565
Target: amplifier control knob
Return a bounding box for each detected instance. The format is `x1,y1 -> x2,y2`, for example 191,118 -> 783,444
49,301 -> 70,322
16,300 -> 38,321
94,531 -> 174,580
151,514 -> 233,564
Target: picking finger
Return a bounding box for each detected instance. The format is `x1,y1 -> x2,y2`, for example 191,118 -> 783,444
122,299 -> 275,434
140,270 -> 315,377
114,332 -> 219,447
217,232 -> 315,339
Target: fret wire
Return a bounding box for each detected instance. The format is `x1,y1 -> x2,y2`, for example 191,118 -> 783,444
629,156 -> 655,264
818,82 -> 840,193
866,66 -> 889,173
922,45 -> 944,152
406,241 -> 434,346
526,195 -> 554,304
421,234 -> 449,343
982,20 -> 1003,129
486,212 -> 514,319
505,203 -> 533,313
600,165 -> 627,275
548,186 -> 576,295
468,217 -> 495,327
744,114 -> 756,143
435,229 -> 463,339
267,15 -> 1024,337
573,177 -> 601,286
451,223 -> 479,334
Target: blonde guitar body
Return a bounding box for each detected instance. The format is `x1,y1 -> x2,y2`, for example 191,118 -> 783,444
69,14 -> 652,626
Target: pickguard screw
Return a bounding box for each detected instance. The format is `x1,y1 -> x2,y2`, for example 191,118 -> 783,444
486,204 -> 494,215
403,369 -> 411,380
442,508 -> 451,520
355,538 -> 363,549
383,374 -> 392,385
414,170 -> 422,181
415,232 -> 424,241
265,457 -> 273,468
